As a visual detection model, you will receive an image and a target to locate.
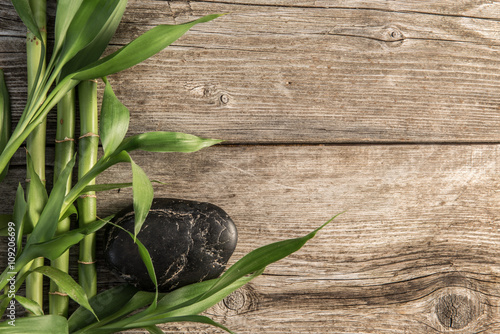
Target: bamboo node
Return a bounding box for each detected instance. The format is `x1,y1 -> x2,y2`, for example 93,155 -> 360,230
49,291 -> 68,297
78,260 -> 96,265
55,137 -> 75,143
79,132 -> 99,139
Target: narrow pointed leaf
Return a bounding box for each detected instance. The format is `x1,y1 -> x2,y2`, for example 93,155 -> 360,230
25,155 -> 75,247
125,315 -> 234,333
100,77 -> 130,158
0,69 -> 11,182
145,325 -> 164,334
15,295 -> 44,316
10,0 -> 42,41
24,216 -> 112,262
26,151 -> 48,230
0,314 -> 68,333
13,183 -> 27,250
57,0 -> 123,67
60,0 -> 127,77
198,215 -> 339,300
33,266 -> 97,319
131,160 -> 154,239
53,0 -> 84,56
59,203 -> 78,222
110,222 -> 158,302
73,14 -> 224,81
119,131 -> 222,153
68,284 -> 139,332
0,214 -> 12,236
82,180 -> 164,193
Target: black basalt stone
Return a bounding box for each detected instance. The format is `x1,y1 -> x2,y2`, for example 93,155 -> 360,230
104,198 -> 238,292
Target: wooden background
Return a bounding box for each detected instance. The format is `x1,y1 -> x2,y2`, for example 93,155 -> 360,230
2,0 -> 500,332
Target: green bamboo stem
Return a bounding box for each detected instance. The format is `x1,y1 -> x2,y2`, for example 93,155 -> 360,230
49,89 -> 76,316
25,0 -> 46,312
77,80 -> 99,298
0,69 -> 10,182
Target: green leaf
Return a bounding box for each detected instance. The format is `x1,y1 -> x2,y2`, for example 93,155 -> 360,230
109,222 -> 158,303
73,14 -> 224,81
145,325 -> 164,334
15,295 -> 43,316
130,159 -> 154,239
56,0 -> 124,68
68,284 -> 139,332
0,214 -> 13,236
60,0 -> 127,78
26,151 -> 48,229
106,315 -> 233,333
10,0 -> 43,42
100,77 -> 130,158
59,203 -> 78,222
83,182 -> 132,192
0,314 -> 68,333
33,266 -> 97,319
198,215 -> 339,301
53,0 -> 84,56
71,290 -> 156,333
124,315 -> 234,334
23,217 -> 110,263
119,131 -> 222,154
0,69 -> 11,182
25,155 -> 75,247
13,183 -> 27,251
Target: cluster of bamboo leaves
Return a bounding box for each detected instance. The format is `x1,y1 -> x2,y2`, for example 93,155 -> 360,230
0,0 -> 336,333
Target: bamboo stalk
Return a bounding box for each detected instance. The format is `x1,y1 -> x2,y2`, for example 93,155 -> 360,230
77,80 -> 99,298
49,89 -> 76,316
0,69 -> 10,182
25,0 -> 46,311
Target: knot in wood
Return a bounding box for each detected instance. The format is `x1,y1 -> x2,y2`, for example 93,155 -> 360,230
223,289 -> 246,311
219,94 -> 230,105
435,294 -> 477,330
384,26 -> 404,42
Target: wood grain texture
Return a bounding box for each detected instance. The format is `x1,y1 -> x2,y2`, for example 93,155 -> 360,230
3,145 -> 500,333
1,0 -> 500,333
1,0 -> 500,142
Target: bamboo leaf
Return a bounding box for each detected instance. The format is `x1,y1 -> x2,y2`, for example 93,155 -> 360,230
60,0 -> 127,78
10,0 -> 42,41
130,159 -> 154,239
0,214 -> 12,236
145,325 -> 164,334
82,180 -> 164,193
53,0 -> 84,55
0,314 -> 68,333
198,215 -> 339,301
73,14 -> 224,81
13,183 -> 27,251
68,284 -> 139,332
119,131 -> 222,154
109,222 -> 158,304
106,315 -> 234,334
15,295 -> 43,316
83,182 -> 132,192
59,203 -> 78,222
26,151 -> 48,229
33,266 -> 97,319
100,77 -> 130,158
0,69 -> 11,182
23,216 -> 112,262
25,155 -> 75,247
57,0 -> 124,67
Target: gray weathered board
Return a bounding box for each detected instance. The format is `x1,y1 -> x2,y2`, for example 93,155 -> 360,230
1,0 -> 500,333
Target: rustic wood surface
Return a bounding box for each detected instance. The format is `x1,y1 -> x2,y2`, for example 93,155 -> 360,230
2,0 -> 500,333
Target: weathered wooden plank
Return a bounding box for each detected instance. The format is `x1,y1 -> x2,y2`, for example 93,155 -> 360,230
2,144 -> 500,332
1,1 -> 500,143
